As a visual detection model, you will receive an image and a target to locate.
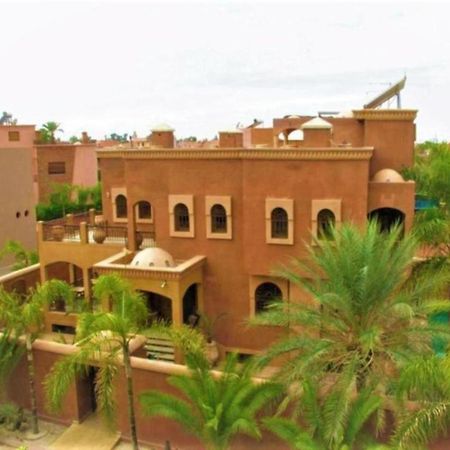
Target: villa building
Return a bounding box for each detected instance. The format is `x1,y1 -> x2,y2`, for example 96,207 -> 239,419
32,107 -> 417,356
1,91 -> 426,447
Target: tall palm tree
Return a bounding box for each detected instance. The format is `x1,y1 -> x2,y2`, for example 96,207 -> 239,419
252,222 -> 450,394
264,362 -> 389,450
44,274 -> 147,450
0,280 -> 74,434
40,121 -> 63,144
140,351 -> 282,450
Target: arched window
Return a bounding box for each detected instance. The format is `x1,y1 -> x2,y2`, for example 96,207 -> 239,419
317,209 -> 335,240
368,208 -> 405,234
137,201 -> 152,220
255,282 -> 282,314
271,208 -> 288,238
211,204 -> 227,233
174,203 -> 190,231
115,194 -> 127,218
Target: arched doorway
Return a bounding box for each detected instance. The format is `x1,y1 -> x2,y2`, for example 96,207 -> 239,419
182,284 -> 198,325
140,291 -> 172,324
368,208 -> 405,233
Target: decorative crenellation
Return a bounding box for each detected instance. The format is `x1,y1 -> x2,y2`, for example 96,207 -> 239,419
97,147 -> 374,161
352,109 -> 417,121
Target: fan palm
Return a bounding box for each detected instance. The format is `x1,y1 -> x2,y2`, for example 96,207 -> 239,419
140,351 -> 282,450
44,274 -> 147,450
252,221 -> 450,394
0,280 -> 74,434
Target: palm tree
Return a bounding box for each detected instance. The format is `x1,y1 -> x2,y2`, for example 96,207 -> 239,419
0,240 -> 38,271
140,351 -> 282,450
0,280 -> 74,434
252,222 -> 450,394
44,274 -> 147,450
389,355 -> 450,449
264,361 -> 390,450
40,121 -> 63,144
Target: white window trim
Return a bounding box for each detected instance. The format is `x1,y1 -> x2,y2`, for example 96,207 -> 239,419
169,194 -> 195,238
265,198 -> 294,245
205,195 -> 232,240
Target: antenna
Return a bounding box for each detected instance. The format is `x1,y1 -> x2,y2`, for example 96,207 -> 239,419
364,76 -> 406,109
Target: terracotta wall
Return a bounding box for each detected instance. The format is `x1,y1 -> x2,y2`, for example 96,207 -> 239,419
99,156 -> 372,351
363,120 -> 415,176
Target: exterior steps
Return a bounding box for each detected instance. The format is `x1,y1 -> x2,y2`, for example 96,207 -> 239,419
145,337 -> 175,362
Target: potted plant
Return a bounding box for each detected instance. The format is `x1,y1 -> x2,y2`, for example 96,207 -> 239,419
93,215 -> 106,244
199,313 -> 226,367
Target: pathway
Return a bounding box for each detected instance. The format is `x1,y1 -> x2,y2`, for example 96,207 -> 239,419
50,413 -> 120,450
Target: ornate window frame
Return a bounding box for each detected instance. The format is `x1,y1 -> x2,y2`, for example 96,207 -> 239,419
205,195 -> 232,240
169,194 -> 195,238
265,198 -> 294,245
311,199 -> 342,241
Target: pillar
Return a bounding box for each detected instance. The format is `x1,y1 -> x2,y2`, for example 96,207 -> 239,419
82,267 -> 92,304
126,203 -> 137,251
69,264 -> 75,284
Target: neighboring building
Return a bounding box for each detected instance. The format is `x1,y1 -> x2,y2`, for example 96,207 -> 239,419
0,125 -> 99,204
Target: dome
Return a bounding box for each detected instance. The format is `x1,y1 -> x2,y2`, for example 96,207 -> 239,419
301,117 -> 333,130
130,247 -> 175,268
372,169 -> 405,183
151,123 -> 174,132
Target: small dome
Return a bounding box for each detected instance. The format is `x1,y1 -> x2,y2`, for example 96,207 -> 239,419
130,247 -> 175,268
301,117 -> 333,130
372,169 -> 405,183
151,123 -> 174,132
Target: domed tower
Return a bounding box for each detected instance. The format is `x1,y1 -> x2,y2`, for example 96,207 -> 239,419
150,123 -> 175,148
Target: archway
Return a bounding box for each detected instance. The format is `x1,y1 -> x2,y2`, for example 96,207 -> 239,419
182,284 -> 198,325
368,208 -> 405,233
140,290 -> 172,324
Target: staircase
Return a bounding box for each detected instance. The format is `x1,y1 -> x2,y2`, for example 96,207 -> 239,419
144,336 -> 175,362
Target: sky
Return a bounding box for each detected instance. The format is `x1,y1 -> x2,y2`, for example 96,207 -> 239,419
2,1 -> 450,142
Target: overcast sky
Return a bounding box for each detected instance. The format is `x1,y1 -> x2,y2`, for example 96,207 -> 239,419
2,1 -> 450,141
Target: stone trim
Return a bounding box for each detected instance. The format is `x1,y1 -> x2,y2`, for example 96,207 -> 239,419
205,196 -> 232,240
97,147 -> 374,161
352,109 -> 417,121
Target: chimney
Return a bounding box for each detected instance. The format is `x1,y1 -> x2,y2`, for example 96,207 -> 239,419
150,124 -> 175,148
81,131 -> 89,144
301,117 -> 333,147
218,130 -> 243,148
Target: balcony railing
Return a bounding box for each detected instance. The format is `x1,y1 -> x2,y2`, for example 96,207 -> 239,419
41,222 -> 155,248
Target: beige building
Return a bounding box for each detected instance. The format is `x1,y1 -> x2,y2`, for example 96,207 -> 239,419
0,146 -> 36,274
